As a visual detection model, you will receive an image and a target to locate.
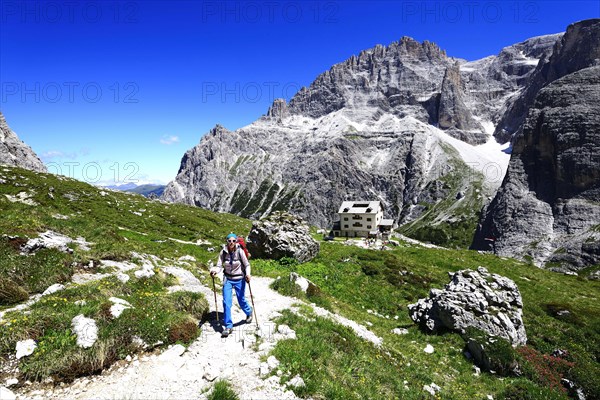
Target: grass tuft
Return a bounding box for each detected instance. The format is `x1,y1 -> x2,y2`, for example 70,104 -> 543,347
207,380 -> 239,400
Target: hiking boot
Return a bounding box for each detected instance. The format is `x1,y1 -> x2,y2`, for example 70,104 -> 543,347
221,328 -> 233,338
245,314 -> 253,324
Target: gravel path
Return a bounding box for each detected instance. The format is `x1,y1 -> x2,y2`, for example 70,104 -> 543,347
13,272 -> 380,400
17,277 -> 300,400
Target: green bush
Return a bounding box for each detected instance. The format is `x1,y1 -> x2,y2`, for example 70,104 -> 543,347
0,277 -> 29,305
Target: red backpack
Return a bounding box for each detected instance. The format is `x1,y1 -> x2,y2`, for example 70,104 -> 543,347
237,236 -> 250,259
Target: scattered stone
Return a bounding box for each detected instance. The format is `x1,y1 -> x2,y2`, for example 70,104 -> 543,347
267,356 -> 280,370
424,344 -> 434,354
423,383 -> 441,396
287,375 -> 305,388
71,315 -> 98,348
178,255 -> 196,262
74,300 -> 87,306
277,324 -> 296,340
5,378 -> 18,387
42,283 -> 65,296
134,267 -> 155,279
0,387 -> 17,400
289,272 -> 313,293
159,344 -> 186,360
72,273 -> 111,285
16,339 -> 37,359
162,266 -> 203,293
392,328 -> 408,335
109,297 -> 132,318
100,260 -> 138,272
588,270 -> 600,280
259,362 -> 270,377
5,191 -> 38,206
116,272 -> 130,283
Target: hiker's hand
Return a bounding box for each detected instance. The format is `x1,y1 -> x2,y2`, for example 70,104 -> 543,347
210,271 -> 217,277
245,275 -> 251,283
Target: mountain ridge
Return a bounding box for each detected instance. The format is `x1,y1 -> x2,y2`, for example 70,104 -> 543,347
162,30 -> 559,240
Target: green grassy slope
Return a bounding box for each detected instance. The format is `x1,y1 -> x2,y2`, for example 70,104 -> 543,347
253,241 -> 600,399
0,165 -> 250,381
1,165 -> 598,399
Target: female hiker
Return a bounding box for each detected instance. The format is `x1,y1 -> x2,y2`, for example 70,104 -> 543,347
210,233 -> 253,337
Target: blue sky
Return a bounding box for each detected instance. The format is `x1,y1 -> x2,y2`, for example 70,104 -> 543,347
1,1 -> 598,185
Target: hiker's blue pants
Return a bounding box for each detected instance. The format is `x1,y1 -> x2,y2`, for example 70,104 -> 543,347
222,278 -> 252,329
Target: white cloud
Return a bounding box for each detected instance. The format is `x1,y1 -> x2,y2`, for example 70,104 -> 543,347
160,135 -> 180,145
41,150 -> 66,161
41,148 -> 90,162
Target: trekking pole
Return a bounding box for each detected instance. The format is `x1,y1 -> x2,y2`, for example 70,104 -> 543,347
247,281 -> 259,328
211,275 -> 219,324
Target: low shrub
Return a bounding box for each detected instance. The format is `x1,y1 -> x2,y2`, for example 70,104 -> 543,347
516,346 -> 574,395
0,277 -> 29,305
169,291 -> 209,320
168,317 -> 199,344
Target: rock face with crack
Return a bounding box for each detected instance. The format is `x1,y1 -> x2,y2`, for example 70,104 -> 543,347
0,112 -> 47,173
473,65 -> 600,270
247,212 -> 320,263
408,267 -> 527,346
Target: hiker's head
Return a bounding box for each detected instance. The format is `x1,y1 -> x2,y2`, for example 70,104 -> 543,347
226,233 -> 237,248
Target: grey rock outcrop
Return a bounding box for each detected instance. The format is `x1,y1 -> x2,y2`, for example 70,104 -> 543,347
0,112 -> 47,173
247,212 -> 320,263
473,66 -> 600,270
408,267 -> 527,346
494,19 -> 600,142
438,62 -> 486,144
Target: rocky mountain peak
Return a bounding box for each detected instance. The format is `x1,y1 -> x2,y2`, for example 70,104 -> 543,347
287,36 -> 454,122
266,98 -> 289,122
0,112 -> 47,173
